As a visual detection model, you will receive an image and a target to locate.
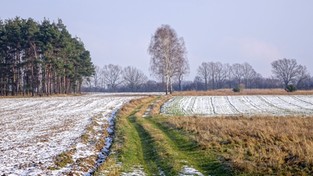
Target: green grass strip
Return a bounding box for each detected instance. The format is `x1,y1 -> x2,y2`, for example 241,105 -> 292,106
148,116 -> 234,176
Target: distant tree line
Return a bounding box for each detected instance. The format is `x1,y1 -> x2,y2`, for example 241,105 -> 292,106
82,58 -> 313,93
83,64 -> 151,92
194,59 -> 312,91
0,17 -> 94,96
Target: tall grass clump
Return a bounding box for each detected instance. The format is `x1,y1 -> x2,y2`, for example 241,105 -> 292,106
166,115 -> 313,175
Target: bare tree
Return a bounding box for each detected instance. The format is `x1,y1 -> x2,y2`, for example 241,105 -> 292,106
213,62 -> 228,89
148,24 -> 188,94
207,62 -> 229,89
224,63 -> 233,88
197,62 -> 209,90
174,44 -> 189,90
123,66 -> 148,91
271,58 -> 307,88
91,65 -> 101,88
231,63 -> 245,85
102,64 -> 123,91
296,65 -> 310,88
242,62 -> 258,88
193,76 -> 203,90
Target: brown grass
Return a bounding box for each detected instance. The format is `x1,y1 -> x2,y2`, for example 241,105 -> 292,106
172,89 -> 313,96
165,115 -> 313,175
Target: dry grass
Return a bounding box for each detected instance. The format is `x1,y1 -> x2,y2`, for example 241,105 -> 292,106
172,89 -> 313,96
166,115 -> 313,175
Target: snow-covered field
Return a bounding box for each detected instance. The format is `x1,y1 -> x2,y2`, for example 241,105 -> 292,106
162,95 -> 313,116
0,93 -> 138,175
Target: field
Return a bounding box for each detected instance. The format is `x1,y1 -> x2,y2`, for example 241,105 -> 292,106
2,91 -> 313,175
162,95 -> 313,116
0,93 -> 138,175
160,94 -> 313,175
166,116 -> 313,175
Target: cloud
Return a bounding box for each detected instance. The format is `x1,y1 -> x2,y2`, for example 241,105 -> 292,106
237,37 -> 283,62
216,37 -> 284,77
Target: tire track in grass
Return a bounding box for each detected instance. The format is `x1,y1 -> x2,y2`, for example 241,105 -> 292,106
95,96 -> 174,175
145,116 -> 233,176
135,97 -> 208,175
128,116 -> 161,174
97,96 -> 233,175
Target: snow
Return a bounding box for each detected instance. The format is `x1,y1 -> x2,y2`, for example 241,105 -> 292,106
162,95 -> 313,116
179,166 -> 204,176
0,93 -> 138,175
121,167 -> 146,176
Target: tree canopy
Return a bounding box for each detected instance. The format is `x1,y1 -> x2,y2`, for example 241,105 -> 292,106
0,17 -> 94,96
271,58 -> 309,89
148,24 -> 188,94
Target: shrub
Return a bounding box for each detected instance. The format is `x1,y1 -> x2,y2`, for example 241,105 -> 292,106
54,152 -> 73,168
233,84 -> 245,92
285,85 -> 297,92
232,87 -> 241,92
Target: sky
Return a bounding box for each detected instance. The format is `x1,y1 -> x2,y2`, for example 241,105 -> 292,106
1,0 -> 313,80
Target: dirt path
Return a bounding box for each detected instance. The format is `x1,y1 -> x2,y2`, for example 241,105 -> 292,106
95,96 -> 232,175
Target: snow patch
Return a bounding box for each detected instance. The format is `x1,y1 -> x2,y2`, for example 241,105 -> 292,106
162,95 -> 313,116
179,166 -> 204,176
0,93 -> 138,175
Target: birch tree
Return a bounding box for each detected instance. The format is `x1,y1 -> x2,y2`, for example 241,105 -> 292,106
148,25 -> 188,94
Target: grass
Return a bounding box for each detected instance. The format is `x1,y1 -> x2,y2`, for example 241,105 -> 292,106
94,97 -> 155,175
95,96 -> 233,175
95,93 -> 313,175
54,151 -> 74,168
147,116 -> 233,175
167,115 -> 313,175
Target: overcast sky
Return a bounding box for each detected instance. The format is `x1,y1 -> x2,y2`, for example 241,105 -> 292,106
1,0 -> 313,80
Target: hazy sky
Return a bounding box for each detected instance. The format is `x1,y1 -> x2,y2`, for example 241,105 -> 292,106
1,0 -> 313,80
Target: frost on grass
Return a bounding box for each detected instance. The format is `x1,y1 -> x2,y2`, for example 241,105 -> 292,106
121,168 -> 146,176
162,95 -> 313,116
0,93 -> 137,175
179,166 -> 204,176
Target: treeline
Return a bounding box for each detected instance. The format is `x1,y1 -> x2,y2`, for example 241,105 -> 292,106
83,59 -> 313,92
83,64 -> 154,92
194,60 -> 312,91
0,17 -> 94,96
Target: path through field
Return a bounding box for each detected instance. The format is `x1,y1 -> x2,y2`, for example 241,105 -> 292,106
162,95 -> 313,116
98,97 -> 231,175
0,93 -> 137,175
